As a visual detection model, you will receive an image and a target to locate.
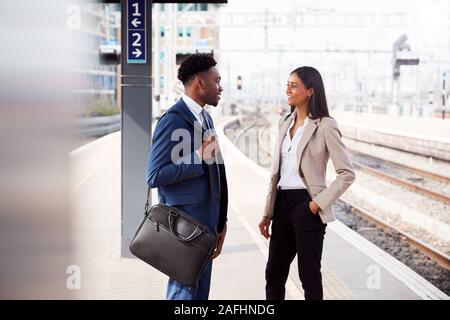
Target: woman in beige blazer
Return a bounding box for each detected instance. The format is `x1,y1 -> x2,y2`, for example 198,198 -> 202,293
258,66 -> 355,300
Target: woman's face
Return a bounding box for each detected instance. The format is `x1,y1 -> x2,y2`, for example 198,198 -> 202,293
286,73 -> 313,107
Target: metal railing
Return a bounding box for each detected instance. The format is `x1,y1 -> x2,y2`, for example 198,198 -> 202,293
73,114 -> 121,137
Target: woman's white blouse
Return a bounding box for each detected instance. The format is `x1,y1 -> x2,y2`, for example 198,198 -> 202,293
277,116 -> 309,190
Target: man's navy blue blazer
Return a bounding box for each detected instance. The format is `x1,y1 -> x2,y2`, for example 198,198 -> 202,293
146,98 -> 228,233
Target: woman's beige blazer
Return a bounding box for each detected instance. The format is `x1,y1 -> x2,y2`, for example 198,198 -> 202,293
263,112 -> 356,224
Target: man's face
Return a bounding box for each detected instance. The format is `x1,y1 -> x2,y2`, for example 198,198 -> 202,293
199,67 -> 223,107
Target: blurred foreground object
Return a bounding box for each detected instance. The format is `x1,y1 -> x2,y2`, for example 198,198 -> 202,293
0,0 -> 76,298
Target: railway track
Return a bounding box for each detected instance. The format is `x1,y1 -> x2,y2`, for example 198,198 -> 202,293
348,148 -> 450,205
235,113 -> 271,168
348,201 -> 450,269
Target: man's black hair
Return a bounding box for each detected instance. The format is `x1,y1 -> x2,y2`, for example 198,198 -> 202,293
177,53 -> 217,85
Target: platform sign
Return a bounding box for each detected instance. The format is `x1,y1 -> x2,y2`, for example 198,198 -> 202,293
127,0 -> 146,64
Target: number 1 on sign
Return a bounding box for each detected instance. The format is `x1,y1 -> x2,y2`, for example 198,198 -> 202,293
132,2 -> 141,16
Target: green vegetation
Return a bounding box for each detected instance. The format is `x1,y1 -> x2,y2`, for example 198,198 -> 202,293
82,99 -> 120,117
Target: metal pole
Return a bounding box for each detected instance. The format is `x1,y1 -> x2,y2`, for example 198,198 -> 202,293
163,4 -> 171,110
442,71 -> 446,119
154,3 -> 161,118
121,0 -> 152,257
171,3 -> 177,101
105,5 -> 110,42
227,61 -> 231,115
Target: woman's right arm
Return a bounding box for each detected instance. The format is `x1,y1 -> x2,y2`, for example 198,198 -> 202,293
259,114 -> 288,238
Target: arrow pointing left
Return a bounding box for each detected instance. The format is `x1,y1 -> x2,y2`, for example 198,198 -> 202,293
131,18 -> 141,28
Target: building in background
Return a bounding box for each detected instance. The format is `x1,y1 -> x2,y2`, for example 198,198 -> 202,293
152,3 -> 223,116
72,3 -> 121,116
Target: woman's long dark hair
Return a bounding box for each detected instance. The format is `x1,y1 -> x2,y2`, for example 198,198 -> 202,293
289,66 -> 330,119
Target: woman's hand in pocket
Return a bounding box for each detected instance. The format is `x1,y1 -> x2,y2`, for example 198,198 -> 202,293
309,201 -> 320,215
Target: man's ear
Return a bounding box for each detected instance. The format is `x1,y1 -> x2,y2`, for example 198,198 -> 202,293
194,75 -> 206,90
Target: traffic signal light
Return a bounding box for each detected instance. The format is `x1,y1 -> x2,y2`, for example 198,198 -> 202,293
237,75 -> 242,90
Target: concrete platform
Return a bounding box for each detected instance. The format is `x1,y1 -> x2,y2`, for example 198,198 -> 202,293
331,110 -> 450,161
67,115 -> 449,300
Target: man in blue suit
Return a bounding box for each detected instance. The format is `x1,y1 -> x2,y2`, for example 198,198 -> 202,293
146,53 -> 228,300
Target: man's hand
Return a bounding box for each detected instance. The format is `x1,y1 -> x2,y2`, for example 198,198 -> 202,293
198,136 -> 220,161
212,223 -> 227,259
258,216 -> 272,239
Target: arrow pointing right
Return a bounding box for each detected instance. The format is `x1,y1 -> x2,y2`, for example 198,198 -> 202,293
132,48 -> 142,58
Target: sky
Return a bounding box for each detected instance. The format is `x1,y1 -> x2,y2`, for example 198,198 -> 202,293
216,0 -> 450,106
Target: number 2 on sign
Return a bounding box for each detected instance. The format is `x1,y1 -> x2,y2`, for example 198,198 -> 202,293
132,33 -> 141,46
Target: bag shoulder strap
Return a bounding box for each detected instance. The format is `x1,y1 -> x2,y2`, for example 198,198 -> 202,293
168,110 -> 204,133
145,109 -> 211,214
